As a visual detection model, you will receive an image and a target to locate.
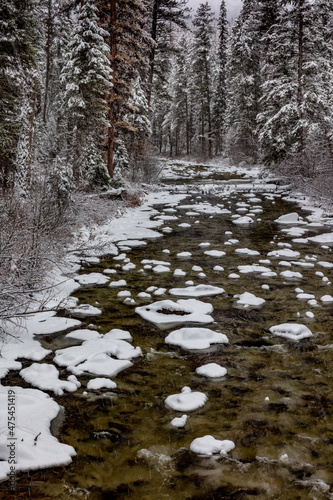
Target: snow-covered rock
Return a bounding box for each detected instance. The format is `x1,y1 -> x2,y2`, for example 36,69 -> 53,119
232,216 -> 254,225
190,435 -> 235,456
269,323 -> 313,341
196,363 -> 227,378
135,299 -> 214,330
74,273 -> 109,286
235,292 -> 265,307
169,284 -> 225,297
54,331 -> 141,376
165,386 -> 207,412
275,213 -> 304,225
204,250 -> 226,258
165,327 -> 228,350
86,378 -> 117,390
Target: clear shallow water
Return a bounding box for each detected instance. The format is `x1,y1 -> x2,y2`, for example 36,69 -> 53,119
1,164 -> 333,499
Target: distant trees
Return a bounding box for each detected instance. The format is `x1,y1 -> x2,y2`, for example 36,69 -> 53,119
1,0 -> 333,195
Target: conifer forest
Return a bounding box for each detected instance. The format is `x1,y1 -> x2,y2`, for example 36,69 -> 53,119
1,1 -> 333,498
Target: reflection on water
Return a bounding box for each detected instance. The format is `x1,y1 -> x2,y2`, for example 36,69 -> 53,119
2,164 -> 333,499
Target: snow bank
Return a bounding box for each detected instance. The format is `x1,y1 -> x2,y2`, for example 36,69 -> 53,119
0,386 -> 76,481
20,364 -> 80,395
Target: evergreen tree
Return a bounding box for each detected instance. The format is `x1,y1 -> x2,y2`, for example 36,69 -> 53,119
98,0 -> 151,180
60,0 -> 112,185
192,2 -> 215,158
257,0 -> 333,174
0,0 -> 41,190
225,0 -> 261,163
212,0 -> 228,154
147,0 -> 189,106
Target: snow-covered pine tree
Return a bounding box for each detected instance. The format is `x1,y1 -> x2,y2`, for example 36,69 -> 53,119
0,0 -> 41,191
225,0 -> 261,164
257,0 -> 333,175
211,0 -> 228,154
147,0 -> 189,107
60,0 -> 111,186
192,2 -> 215,158
98,0 -> 151,181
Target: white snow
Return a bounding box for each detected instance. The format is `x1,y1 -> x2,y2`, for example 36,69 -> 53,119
235,248 -> 260,256
65,304 -> 102,318
165,327 -> 228,350
86,378 -> 117,390
177,252 -> 192,258
235,292 -> 265,307
308,233 -> 333,246
320,295 -> 333,303
170,414 -> 188,428
135,299 -> 214,329
169,284 -> 225,297
269,323 -> 313,341
174,269 -> 186,276
204,250 -> 226,258
109,279 -> 127,287
165,386 -> 207,412
0,331 -> 51,380
280,271 -> 303,279
74,273 -> 109,286
190,435 -> 235,457
267,249 -> 301,260
317,261 -> 333,269
54,330 -> 141,376
20,363 -> 80,395
237,265 -> 272,274
232,216 -> 254,225
153,265 -> 171,273
0,386 -> 76,481
275,213 -> 304,225
196,363 -> 227,378
65,329 -> 100,341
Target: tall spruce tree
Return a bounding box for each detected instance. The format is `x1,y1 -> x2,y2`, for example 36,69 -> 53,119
212,0 -> 228,154
257,0 -> 333,174
0,0 -> 41,190
225,0 -> 261,163
60,0 -> 111,184
192,2 -> 215,158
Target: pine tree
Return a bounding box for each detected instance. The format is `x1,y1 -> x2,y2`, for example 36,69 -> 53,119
147,0 -> 189,106
192,2 -> 215,158
60,0 -> 112,185
98,0 -> 151,180
225,0 -> 261,163
0,0 -> 41,190
212,0 -> 228,154
257,0 -> 333,174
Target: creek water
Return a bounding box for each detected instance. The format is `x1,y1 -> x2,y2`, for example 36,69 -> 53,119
2,163 -> 333,499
